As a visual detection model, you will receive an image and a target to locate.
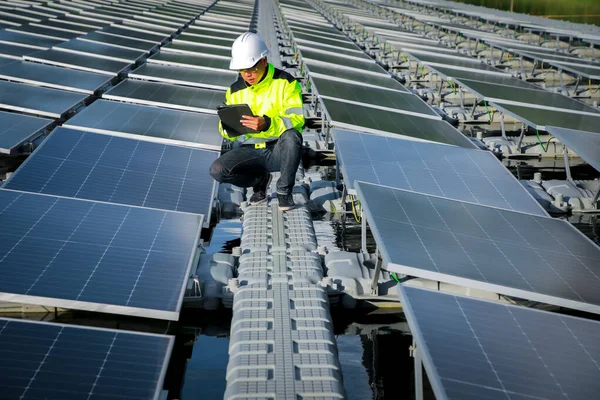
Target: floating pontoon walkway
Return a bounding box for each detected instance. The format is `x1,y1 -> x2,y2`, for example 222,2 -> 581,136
225,200 -> 345,399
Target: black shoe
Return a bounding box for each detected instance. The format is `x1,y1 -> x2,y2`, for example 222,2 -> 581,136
249,174 -> 272,205
277,193 -> 294,211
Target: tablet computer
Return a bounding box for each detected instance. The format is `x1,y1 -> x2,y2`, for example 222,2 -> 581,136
217,104 -> 258,137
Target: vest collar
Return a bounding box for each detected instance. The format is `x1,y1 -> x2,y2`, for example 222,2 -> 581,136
246,63 -> 274,93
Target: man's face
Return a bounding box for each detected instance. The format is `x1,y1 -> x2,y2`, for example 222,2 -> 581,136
238,58 -> 267,85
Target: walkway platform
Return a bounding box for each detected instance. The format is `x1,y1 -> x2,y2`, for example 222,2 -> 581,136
224,201 -> 346,399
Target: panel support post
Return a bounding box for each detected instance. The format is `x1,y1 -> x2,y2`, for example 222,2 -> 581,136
563,146 -> 575,185
515,123 -> 526,153
413,340 -> 424,400
361,207 -> 368,255
370,250 -> 382,296
591,185 -> 600,210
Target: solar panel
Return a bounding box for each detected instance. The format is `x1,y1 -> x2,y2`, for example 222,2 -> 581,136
0,29 -> 63,50
398,285 -> 600,400
63,99 -> 223,151
457,78 -> 600,116
148,52 -> 229,71
486,39 -> 560,54
193,20 -> 247,33
7,24 -> 79,40
0,80 -> 88,119
162,42 -> 231,58
546,126 -> 600,172
4,127 -> 218,219
521,50 -> 592,63
174,34 -> 235,48
294,39 -> 364,57
305,63 -> 402,88
548,62 -> 600,80
408,51 -> 505,73
333,129 -> 546,215
0,13 -> 38,26
99,25 -> 168,44
0,43 -> 38,60
297,44 -> 373,63
491,103 -> 600,133
0,111 -> 52,154
312,77 -> 442,118
288,24 -> 344,38
54,39 -> 147,63
0,189 -> 203,320
183,26 -> 242,40
24,49 -> 131,75
443,71 -> 541,89
0,318 -> 173,400
129,63 -> 236,91
200,15 -> 249,28
300,48 -> 383,72
385,38 -> 458,54
78,32 -> 158,52
321,97 -> 475,147
0,61 -> 113,94
356,181 -> 600,314
103,79 -> 225,114
32,20 -> 93,35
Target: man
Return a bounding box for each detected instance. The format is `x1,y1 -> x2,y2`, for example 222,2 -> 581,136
209,32 -> 305,211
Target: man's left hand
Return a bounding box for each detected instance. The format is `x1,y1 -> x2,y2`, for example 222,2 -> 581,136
240,115 -> 265,131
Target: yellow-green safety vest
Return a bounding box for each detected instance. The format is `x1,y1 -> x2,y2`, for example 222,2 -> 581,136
219,63 -> 305,145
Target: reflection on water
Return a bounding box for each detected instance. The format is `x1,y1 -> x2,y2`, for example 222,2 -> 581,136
451,0 -> 600,26
177,309 -> 418,399
180,335 -> 229,399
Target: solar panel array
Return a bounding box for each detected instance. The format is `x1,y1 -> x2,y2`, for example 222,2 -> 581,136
0,0 -> 257,394
0,0 -> 258,325
0,0 -> 251,324
280,2 -> 600,397
357,1 -> 600,171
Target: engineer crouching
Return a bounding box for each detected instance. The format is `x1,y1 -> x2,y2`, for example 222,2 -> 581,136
209,32 -> 305,211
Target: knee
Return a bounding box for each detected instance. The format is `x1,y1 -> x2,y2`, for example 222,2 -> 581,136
209,159 -> 224,182
279,129 -> 302,146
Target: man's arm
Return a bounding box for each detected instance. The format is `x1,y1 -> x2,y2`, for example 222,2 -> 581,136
266,79 -> 304,135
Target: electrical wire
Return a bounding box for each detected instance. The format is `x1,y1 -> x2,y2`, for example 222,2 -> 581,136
483,99 -> 493,122
589,79 -> 600,94
349,195 -> 361,223
448,80 -> 456,94
536,129 -> 548,152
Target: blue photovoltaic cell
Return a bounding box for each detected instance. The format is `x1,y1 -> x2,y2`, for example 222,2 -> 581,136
333,129 -> 547,216
4,127 -> 217,217
356,181 -> 600,314
0,318 -> 172,400
0,189 -> 203,320
398,286 -> 600,400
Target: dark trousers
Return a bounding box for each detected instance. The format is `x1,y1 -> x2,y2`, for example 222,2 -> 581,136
209,129 -> 302,195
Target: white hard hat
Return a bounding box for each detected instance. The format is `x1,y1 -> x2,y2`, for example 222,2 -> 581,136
229,32 -> 269,70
